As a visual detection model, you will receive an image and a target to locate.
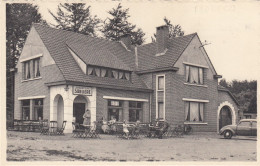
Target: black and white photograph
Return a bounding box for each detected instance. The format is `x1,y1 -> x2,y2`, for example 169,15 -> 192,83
1,0 -> 259,164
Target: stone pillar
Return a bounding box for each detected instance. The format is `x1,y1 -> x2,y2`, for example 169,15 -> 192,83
142,102 -> 149,123
123,101 -> 129,122
88,87 -> 96,125
63,98 -> 73,133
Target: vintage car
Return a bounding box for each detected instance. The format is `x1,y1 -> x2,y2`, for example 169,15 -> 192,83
219,119 -> 257,139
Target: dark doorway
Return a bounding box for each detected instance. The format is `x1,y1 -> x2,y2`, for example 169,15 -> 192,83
73,103 -> 85,124
219,106 -> 232,129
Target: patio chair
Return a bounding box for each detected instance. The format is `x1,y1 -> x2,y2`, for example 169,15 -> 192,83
56,121 -> 67,135
89,121 -> 100,138
115,124 -> 124,138
72,122 -> 85,138
40,119 -> 49,135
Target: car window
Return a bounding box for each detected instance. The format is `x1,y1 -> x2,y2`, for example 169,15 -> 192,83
238,121 -> 251,127
252,122 -> 257,128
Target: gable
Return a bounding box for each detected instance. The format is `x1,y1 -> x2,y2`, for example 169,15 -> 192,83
174,35 -> 217,80
16,26 -> 55,72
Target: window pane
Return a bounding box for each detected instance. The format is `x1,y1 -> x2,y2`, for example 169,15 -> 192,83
137,102 -> 142,108
158,102 -> 164,119
190,66 -> 199,84
198,68 -> 203,84
22,100 -> 30,106
129,109 -> 136,122
22,107 -> 30,120
158,76 -> 164,90
239,121 -> 251,127
190,102 -> 199,121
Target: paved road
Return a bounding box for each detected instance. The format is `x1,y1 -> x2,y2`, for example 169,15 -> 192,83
6,131 -> 257,161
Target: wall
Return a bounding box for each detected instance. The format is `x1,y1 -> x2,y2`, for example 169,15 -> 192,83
14,26 -> 64,121
96,88 -> 150,123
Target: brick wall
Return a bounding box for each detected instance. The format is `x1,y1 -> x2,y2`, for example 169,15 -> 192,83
14,64 -> 64,120
96,88 -> 150,122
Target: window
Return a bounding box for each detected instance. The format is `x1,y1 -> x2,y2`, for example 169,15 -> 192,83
158,102 -> 164,119
87,65 -> 131,81
108,100 -> 123,121
129,101 -> 142,122
185,101 -> 204,122
23,58 -> 41,80
186,65 -> 203,84
33,99 -> 43,120
238,121 -> 251,127
252,122 -> 256,128
158,76 -> 164,90
33,58 -> 41,77
21,100 -> 30,120
245,115 -> 251,119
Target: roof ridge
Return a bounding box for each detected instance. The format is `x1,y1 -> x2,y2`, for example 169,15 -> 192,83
32,23 -> 123,45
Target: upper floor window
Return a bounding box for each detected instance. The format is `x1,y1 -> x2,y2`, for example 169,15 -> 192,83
185,65 -> 203,85
157,76 -> 165,90
23,58 -> 41,80
87,65 -> 131,81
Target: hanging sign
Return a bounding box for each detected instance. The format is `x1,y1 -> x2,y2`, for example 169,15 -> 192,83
73,86 -> 92,96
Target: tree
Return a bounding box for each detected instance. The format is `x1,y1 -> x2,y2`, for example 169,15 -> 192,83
49,3 -> 101,36
219,79 -> 257,114
102,3 -> 145,45
6,3 -> 45,128
152,17 -> 185,42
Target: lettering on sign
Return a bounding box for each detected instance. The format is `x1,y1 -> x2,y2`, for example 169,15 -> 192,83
73,86 -> 92,96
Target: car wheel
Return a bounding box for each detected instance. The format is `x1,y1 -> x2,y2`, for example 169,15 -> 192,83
224,130 -> 232,139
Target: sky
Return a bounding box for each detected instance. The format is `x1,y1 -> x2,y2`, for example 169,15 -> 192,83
37,1 -> 260,82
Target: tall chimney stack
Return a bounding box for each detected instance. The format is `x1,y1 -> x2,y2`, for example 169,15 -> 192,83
156,25 -> 169,54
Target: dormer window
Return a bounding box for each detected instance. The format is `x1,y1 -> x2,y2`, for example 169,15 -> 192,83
185,65 -> 204,85
87,65 -> 131,81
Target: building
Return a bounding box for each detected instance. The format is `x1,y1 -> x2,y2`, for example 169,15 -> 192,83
14,24 -> 239,133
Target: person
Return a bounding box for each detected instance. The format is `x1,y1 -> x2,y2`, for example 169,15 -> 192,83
133,120 -> 141,138
83,109 -> 91,125
123,120 -> 129,139
101,117 -> 110,134
156,119 -> 169,139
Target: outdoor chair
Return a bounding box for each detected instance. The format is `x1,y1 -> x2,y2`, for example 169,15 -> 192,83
72,122 -> 85,138
88,121 -> 100,138
40,119 -> 49,135
115,124 -> 125,138
56,121 -> 67,135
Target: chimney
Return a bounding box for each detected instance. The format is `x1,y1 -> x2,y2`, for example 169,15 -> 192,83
156,25 -> 169,54
120,34 -> 132,51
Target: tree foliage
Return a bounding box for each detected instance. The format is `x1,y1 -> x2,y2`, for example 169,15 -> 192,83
219,79 -> 257,113
49,3 -> 101,36
6,3 -> 45,127
152,17 -> 185,42
102,3 -> 145,45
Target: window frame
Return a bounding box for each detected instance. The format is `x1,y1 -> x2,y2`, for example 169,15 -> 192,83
157,76 -> 165,91
129,101 -> 143,122
185,101 -> 204,122
22,57 -> 41,81
185,64 -> 204,85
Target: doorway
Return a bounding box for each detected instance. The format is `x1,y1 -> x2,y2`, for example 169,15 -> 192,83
219,106 -> 232,129
73,103 -> 85,124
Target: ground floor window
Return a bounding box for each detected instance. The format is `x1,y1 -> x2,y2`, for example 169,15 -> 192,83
245,115 -> 252,119
108,100 -> 123,121
129,101 -> 142,122
22,100 -> 30,120
33,99 -> 43,120
185,101 -> 204,122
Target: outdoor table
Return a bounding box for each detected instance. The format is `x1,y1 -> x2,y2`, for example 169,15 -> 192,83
80,124 -> 92,138
49,121 -> 58,135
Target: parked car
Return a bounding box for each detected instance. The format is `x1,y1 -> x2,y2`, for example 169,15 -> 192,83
219,119 -> 257,139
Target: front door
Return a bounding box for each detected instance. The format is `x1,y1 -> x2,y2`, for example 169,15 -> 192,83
73,103 -> 85,124
219,106 -> 232,129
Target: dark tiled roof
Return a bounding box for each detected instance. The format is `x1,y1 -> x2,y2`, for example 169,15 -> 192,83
217,85 -> 239,106
137,33 -> 196,71
33,24 -> 148,91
